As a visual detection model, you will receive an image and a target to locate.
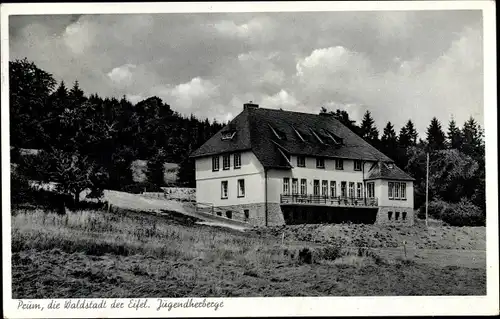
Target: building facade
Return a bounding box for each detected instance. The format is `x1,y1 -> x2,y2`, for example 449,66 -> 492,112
191,103 -> 415,226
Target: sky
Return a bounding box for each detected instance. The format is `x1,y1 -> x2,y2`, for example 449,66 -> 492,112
9,10 -> 484,136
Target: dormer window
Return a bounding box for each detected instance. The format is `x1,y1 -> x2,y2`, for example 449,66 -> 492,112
292,126 -> 305,142
309,128 -> 325,144
268,124 -> 286,140
221,131 -> 236,140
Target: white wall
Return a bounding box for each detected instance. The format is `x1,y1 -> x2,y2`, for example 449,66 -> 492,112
266,157 -> 375,203
195,151 -> 265,206
377,180 -> 414,208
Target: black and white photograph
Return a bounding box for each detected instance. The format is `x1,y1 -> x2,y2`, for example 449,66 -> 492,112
1,1 -> 498,317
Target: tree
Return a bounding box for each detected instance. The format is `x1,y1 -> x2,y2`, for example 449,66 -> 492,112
320,107 -> 359,133
446,117 -> 462,149
398,120 -> 418,148
380,121 -> 398,159
460,117 -> 484,160
359,110 -> 379,146
9,58 -> 57,148
147,148 -> 167,187
426,117 -> 446,152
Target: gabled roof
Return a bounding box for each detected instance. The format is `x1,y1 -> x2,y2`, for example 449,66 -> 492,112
366,161 -> 415,181
190,107 -> 411,178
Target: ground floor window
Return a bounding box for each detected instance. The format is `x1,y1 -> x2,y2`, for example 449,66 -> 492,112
348,182 -> 355,198
237,179 -> 245,197
402,211 -> 407,220
388,211 -> 393,220
340,181 -> 347,198
300,179 -> 307,195
330,181 -> 336,197
313,180 -> 320,196
226,211 -> 232,219
283,178 -> 290,195
367,182 -> 375,198
395,211 -> 400,220
356,182 -> 363,198
321,180 -> 328,197
221,181 -> 228,199
292,178 -> 299,195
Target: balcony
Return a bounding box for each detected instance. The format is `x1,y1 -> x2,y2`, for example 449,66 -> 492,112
280,194 -> 378,207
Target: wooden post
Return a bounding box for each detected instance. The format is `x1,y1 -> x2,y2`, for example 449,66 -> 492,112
281,232 -> 285,245
425,153 -> 429,228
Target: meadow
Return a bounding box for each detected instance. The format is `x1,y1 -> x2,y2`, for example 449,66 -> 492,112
11,207 -> 486,298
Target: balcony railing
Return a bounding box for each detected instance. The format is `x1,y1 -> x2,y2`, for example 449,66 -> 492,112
280,194 -> 378,207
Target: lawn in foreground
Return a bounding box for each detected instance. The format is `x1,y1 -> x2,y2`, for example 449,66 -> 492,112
11,208 -> 486,298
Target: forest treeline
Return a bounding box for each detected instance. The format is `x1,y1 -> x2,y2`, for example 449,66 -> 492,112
10,58 -> 223,203
10,58 -> 485,225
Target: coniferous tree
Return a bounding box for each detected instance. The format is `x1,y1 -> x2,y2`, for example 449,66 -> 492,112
398,120 -> 418,148
426,117 -> 446,152
460,117 -> 484,160
447,117 -> 462,149
359,110 -> 379,146
380,121 -> 398,159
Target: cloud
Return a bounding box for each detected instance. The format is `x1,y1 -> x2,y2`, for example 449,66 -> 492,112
107,64 -> 137,86
9,11 -> 483,134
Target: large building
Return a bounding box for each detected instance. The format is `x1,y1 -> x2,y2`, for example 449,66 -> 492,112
190,103 -> 415,226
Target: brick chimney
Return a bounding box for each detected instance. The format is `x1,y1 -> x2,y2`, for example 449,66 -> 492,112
243,101 -> 259,110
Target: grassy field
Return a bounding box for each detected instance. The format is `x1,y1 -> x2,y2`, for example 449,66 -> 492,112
11,207 -> 486,298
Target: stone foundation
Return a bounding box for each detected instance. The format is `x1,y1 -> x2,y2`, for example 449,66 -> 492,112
376,206 -> 414,225
202,203 -> 414,226
208,202 -> 285,226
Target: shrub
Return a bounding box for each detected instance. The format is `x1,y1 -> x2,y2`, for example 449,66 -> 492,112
317,243 -> 343,261
441,199 -> 485,226
121,182 -> 164,194
298,248 -> 313,264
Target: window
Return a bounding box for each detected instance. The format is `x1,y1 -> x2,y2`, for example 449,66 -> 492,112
367,182 -> 375,198
226,211 -> 232,219
354,160 -> 362,171
244,209 -> 250,220
221,181 -> 228,199
300,179 -> 307,195
388,182 -> 394,199
234,153 -> 241,169
402,211 -> 407,220
283,178 -> 290,195
335,159 -> 344,170
330,181 -> 336,197
222,154 -> 230,170
348,182 -> 355,198
388,211 -> 393,220
341,181 -> 347,198
394,182 -> 400,199
297,156 -> 306,167
212,156 -> 219,171
313,180 -> 320,196
322,180 -> 328,197
400,183 -> 406,200
316,157 -> 325,168
292,178 -> 299,195
395,211 -> 400,220
356,182 -> 363,198
237,179 -> 245,197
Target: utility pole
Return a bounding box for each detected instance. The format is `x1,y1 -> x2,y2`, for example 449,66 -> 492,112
425,152 -> 429,228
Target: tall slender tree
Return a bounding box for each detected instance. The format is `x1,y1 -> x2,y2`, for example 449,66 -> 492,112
380,121 -> 398,159
446,117 -> 462,149
426,117 -> 446,152
359,110 -> 379,146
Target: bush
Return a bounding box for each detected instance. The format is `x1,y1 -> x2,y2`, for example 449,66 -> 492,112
317,243 -> 343,261
298,248 -> 313,264
441,199 -> 485,226
417,199 -> 449,219
418,198 -> 485,226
